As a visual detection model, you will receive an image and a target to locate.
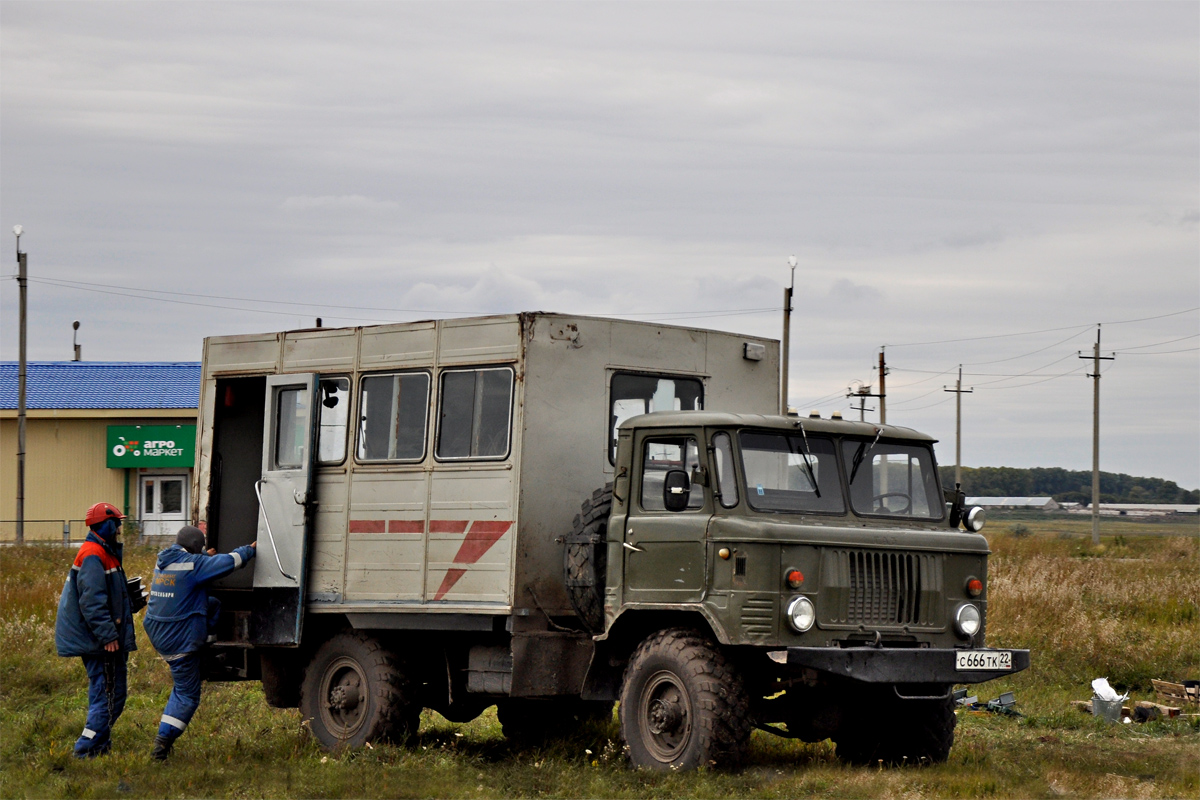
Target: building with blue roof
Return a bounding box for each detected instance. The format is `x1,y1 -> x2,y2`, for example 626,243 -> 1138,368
1,362 -> 201,541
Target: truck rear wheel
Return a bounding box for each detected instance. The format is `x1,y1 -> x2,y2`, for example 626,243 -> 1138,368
833,689 -> 956,766
300,631 -> 419,750
497,698 -> 615,744
563,484 -> 612,632
619,629 -> 751,771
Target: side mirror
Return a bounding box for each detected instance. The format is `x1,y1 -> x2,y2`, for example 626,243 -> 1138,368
663,469 -> 691,513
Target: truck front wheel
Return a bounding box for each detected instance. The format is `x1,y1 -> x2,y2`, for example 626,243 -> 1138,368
619,629 -> 751,771
300,631 -> 419,750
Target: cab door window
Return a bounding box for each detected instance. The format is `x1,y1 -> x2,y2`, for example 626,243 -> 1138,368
640,437 -> 704,512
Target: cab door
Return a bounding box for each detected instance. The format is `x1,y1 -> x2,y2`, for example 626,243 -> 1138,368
251,373 -> 318,645
623,432 -> 710,604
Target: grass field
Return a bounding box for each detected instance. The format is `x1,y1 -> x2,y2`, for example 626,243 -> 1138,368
2,517 -> 1197,799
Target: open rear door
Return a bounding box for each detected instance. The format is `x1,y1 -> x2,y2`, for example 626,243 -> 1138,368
251,373 -> 318,645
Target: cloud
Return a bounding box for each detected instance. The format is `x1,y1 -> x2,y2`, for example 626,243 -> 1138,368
281,195 -> 399,214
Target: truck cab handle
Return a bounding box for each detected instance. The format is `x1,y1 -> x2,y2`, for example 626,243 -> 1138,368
622,541 -> 645,553
254,479 -> 299,582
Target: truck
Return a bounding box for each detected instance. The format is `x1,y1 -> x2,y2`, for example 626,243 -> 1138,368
194,312 -> 1028,770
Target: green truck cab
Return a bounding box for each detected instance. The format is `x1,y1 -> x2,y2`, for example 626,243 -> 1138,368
567,411 -> 1029,769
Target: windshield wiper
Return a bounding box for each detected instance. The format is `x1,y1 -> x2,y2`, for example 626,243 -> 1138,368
848,426 -> 884,485
795,423 -> 821,498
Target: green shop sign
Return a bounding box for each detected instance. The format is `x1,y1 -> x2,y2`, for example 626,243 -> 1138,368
107,425 -> 196,468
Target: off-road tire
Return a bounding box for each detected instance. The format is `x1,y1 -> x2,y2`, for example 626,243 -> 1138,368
563,484 -> 612,632
833,689 -> 956,766
300,631 -> 419,750
619,629 -> 752,771
497,698 -> 615,745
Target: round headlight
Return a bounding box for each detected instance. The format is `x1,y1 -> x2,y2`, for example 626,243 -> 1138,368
786,596 -> 816,633
955,603 -> 981,637
964,506 -> 986,532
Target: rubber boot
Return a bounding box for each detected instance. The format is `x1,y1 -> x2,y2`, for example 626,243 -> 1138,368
151,735 -> 173,761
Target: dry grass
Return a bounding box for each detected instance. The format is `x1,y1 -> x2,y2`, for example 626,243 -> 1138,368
1,519 -> 1197,798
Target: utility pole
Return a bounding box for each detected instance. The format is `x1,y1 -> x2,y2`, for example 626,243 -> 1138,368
14,226 -> 26,545
848,391 -> 874,421
878,349 -> 888,425
943,365 -> 973,487
780,256 -> 796,414
1079,326 -> 1114,545
846,381 -> 882,422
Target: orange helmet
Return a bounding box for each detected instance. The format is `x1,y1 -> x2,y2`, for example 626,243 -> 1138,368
85,502 -> 125,528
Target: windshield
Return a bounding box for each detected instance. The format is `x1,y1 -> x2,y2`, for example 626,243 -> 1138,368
841,439 -> 942,519
739,430 -> 845,514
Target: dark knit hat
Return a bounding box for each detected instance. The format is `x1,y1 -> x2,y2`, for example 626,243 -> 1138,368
175,526 -> 206,554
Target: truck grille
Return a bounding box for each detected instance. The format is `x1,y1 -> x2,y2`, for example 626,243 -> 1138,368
820,549 -> 943,629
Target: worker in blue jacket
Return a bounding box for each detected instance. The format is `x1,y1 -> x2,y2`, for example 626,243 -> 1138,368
144,525 -> 255,760
55,502 -> 139,758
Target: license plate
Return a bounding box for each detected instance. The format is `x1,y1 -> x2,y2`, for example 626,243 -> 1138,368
955,650 -> 1012,671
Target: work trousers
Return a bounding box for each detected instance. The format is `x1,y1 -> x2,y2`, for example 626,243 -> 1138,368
157,653 -> 203,743
75,653 -> 128,757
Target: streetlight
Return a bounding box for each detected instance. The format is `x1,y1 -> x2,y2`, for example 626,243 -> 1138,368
780,255 -> 797,414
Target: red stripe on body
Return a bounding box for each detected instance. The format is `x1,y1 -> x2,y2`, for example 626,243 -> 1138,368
348,520 -> 385,533
388,520 -> 424,534
433,568 -> 467,602
431,520 -> 513,600
429,520 -> 469,534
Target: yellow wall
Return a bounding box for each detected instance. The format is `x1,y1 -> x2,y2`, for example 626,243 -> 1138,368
0,413 -> 195,541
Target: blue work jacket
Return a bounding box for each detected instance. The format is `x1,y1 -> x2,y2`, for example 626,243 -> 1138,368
55,532 -> 138,657
144,543 -> 256,658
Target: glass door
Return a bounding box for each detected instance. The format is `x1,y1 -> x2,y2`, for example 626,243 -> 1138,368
140,475 -> 189,537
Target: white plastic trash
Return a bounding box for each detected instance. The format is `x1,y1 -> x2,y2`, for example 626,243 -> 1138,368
1091,677 -> 1128,723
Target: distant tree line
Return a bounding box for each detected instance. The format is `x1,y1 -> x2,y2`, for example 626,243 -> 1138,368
938,466 -> 1200,505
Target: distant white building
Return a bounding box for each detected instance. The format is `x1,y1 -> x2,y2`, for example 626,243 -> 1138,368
966,497 -> 1059,511
1068,503 -> 1200,517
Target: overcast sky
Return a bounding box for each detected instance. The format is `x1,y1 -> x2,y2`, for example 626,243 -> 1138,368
2,2 -> 1197,488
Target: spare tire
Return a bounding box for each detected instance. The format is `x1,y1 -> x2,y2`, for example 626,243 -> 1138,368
563,484 -> 612,632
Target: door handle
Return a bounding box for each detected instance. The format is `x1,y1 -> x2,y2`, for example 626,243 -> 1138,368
623,542 -> 645,553
254,479 -> 298,582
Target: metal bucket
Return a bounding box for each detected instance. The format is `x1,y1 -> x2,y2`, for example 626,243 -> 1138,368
1092,696 -> 1122,723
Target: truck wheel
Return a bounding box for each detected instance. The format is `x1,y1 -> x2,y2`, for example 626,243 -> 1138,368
497,698 -> 615,744
833,690 -> 956,766
300,631 -> 419,750
619,629 -> 751,771
563,484 -> 612,632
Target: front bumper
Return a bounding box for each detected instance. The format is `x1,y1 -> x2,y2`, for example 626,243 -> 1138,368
781,646 -> 1030,685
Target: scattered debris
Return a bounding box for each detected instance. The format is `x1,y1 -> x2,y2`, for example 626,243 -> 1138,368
1071,699 -> 1181,722
954,688 -> 1021,716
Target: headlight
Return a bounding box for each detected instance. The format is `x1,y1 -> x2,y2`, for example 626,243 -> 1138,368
786,596 -> 816,633
955,603 -> 981,637
964,506 -> 986,532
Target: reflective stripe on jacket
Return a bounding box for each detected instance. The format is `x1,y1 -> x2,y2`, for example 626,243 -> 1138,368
144,544 -> 255,657
55,532 -> 137,657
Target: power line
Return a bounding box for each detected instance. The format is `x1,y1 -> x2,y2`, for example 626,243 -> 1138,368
1111,333 -> 1199,352
884,307 -> 1198,348
13,275 -> 778,321
1115,346 -> 1200,356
